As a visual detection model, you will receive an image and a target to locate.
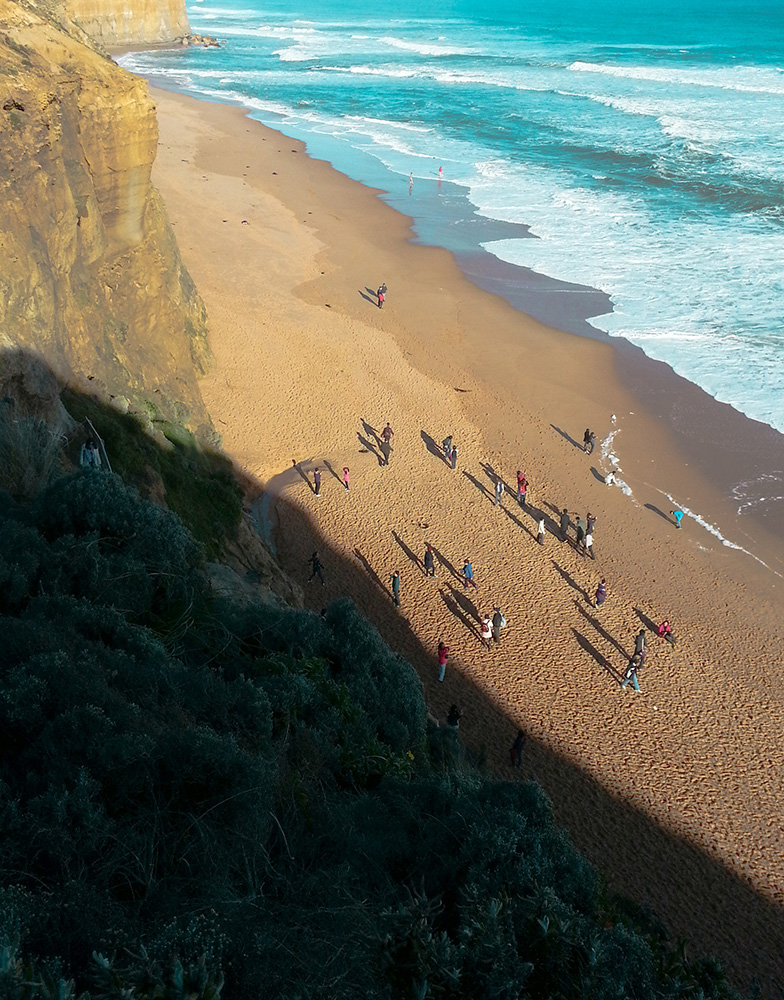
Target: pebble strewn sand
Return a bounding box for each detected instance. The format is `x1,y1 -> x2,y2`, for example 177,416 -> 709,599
152,88 -> 784,995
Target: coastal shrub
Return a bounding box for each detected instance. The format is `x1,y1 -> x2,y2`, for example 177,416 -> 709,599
0,414 -> 64,499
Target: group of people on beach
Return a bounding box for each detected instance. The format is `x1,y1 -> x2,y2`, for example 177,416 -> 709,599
301,413 -> 681,761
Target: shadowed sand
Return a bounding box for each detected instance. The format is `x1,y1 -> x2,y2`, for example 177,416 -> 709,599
151,86 -> 784,996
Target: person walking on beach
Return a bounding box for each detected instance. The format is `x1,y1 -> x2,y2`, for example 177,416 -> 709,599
509,729 -> 526,768
621,652 -> 642,692
670,508 -> 684,529
559,508 -> 571,542
446,704 -> 462,729
583,428 -> 591,452
308,551 -> 325,586
493,478 -> 504,506
584,530 -> 595,559
516,471 -> 528,507
593,578 -> 607,609
462,558 -> 478,590
588,431 -> 596,455
586,512 -> 596,535
442,434 -> 453,460
342,466 -> 350,491
605,468 -> 618,486
313,467 -> 322,497
575,515 -> 587,555
480,615 -> 493,650
390,569 -> 401,607
424,544 -> 436,578
491,607 -> 506,644
438,165 -> 443,182
450,444 -> 458,470
377,284 -> 386,308
537,516 -> 546,545
381,422 -> 394,446
634,628 -> 648,665
437,640 -> 449,682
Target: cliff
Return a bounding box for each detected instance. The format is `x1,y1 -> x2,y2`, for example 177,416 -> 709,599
64,0 -> 190,47
0,0 -> 210,435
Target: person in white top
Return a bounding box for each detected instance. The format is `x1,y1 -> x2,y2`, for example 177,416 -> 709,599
537,517 -> 545,545
480,616 -> 492,649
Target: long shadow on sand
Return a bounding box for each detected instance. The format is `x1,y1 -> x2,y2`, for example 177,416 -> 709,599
421,429 -> 450,466
572,629 -> 624,685
392,530 -> 421,572
463,470 -> 493,503
439,587 -> 481,642
552,561 -> 591,604
589,466 -> 607,484
551,424 -> 583,449
645,503 -> 676,526
573,600 -> 629,660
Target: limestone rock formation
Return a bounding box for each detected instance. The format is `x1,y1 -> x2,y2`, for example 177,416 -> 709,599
0,0 -> 211,434
65,0 -> 191,47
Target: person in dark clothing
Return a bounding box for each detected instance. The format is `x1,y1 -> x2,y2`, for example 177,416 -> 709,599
634,629 -> 648,664
442,435 -> 453,459
559,508 -> 570,542
575,515 -> 587,554
510,730 -> 526,767
390,569 -> 401,606
491,608 -> 506,644
446,705 -> 462,728
450,444 -> 458,470
583,428 -> 591,452
621,652 -> 642,691
313,467 -> 322,496
308,551 -> 325,585
424,544 -> 436,577
594,578 -> 607,609
586,513 -> 596,535
588,431 -> 596,454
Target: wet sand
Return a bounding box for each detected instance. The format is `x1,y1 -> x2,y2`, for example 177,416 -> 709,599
150,86 -> 784,994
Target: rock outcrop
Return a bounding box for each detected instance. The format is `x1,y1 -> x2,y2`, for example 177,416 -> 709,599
0,0 -> 211,435
65,0 -> 190,47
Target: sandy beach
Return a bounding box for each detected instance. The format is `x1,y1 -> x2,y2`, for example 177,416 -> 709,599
150,86 -> 784,993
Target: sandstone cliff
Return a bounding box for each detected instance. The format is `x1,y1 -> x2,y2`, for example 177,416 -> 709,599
0,0 -> 210,434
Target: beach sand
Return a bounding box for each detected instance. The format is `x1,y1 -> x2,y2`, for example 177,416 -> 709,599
151,86 -> 784,994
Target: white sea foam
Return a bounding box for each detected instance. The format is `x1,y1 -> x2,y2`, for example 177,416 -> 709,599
569,60 -> 784,96
379,35 -> 474,56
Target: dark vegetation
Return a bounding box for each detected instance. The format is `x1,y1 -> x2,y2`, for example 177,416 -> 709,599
0,408 -> 743,999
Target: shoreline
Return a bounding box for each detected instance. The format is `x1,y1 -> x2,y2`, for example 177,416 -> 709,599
148,84 -> 784,992
132,72 -> 784,561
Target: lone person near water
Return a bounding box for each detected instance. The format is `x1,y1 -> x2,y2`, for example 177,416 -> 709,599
588,431 -> 596,455
390,569 -> 401,607
583,428 -> 591,452
308,551 -> 325,586
509,729 -> 526,768
313,467 -> 322,497
437,640 -> 449,682
559,508 -> 570,542
424,544 -> 436,577
670,508 -> 684,529
462,558 -> 478,590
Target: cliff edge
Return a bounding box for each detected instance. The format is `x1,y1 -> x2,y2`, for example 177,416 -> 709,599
0,0 -> 210,433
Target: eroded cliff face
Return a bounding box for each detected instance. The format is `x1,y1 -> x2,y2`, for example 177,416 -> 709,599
0,0 -> 211,434
64,0 -> 190,47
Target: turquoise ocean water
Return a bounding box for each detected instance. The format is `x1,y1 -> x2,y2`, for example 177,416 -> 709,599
120,0 -> 784,434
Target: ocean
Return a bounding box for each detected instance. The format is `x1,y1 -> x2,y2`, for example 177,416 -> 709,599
119,0 -> 784,434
